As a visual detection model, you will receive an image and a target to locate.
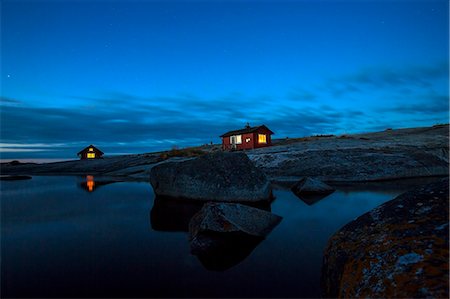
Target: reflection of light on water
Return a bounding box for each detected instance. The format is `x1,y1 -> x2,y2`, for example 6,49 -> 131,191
86,175 -> 95,192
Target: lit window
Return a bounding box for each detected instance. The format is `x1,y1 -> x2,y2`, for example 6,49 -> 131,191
245,138 -> 251,142
87,153 -> 96,158
258,134 -> 267,144
230,135 -> 242,144
89,148 -> 94,151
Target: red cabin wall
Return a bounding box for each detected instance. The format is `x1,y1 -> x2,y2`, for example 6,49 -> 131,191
221,128 -> 273,151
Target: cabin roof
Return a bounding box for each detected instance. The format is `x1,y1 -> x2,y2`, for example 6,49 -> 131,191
77,144 -> 104,155
220,125 -> 274,137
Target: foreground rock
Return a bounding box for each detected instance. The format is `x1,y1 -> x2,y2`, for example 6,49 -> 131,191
150,152 -> 272,202
189,202 -> 282,271
321,179 -> 449,298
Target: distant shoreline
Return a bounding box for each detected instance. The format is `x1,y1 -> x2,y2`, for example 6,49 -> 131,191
0,158 -> 77,164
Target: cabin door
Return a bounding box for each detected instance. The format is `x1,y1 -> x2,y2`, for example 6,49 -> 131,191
230,136 -> 237,149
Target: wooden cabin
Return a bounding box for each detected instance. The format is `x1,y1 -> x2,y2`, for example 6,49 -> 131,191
77,145 -> 104,160
220,124 -> 274,151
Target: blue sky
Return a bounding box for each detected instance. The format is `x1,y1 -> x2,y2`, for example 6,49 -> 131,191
1,0 -> 448,159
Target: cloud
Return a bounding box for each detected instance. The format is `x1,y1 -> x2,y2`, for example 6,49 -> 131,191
1,91 -> 369,158
323,62 -> 449,98
380,94 -> 449,114
0,96 -> 22,106
2,62 -> 447,158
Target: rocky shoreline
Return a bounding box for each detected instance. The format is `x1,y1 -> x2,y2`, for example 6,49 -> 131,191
1,125 -> 448,184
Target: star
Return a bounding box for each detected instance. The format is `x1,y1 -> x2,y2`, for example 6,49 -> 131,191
7,74 -> 11,78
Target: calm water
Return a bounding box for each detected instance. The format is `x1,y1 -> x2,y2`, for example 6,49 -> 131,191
0,176 -> 434,297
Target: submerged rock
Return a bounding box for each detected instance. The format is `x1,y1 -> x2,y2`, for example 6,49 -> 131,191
149,152 -> 272,202
321,179 -> 449,298
291,177 -> 335,196
189,202 -> 282,271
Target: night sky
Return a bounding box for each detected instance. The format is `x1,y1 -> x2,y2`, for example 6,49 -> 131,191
1,0 -> 448,159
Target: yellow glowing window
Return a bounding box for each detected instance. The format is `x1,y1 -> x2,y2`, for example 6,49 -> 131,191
87,153 -> 96,158
89,148 -> 94,151
258,134 -> 267,144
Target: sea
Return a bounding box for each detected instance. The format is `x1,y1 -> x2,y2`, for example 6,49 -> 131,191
0,175 -> 440,297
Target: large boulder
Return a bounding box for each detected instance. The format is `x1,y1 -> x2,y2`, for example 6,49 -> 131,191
149,152 -> 272,202
321,179 -> 449,298
188,202 -> 282,271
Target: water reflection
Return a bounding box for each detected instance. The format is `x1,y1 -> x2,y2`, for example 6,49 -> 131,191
78,175 -> 116,192
191,232 -> 263,271
293,193 -> 331,206
150,196 -> 205,232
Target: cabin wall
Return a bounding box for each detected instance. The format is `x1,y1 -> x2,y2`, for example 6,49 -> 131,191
222,136 -> 231,150
237,133 -> 255,150
221,129 -> 272,150
78,150 -> 103,159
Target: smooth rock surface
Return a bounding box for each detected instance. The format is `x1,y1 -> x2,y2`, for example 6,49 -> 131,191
249,125 -> 449,182
321,179 -> 449,298
150,152 -> 272,202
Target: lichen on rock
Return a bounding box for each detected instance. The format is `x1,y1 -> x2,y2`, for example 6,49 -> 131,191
321,179 -> 449,298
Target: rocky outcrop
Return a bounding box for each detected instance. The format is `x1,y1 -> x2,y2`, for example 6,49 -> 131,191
321,179 -> 449,298
149,152 -> 272,202
249,124 -> 449,183
188,202 -> 282,271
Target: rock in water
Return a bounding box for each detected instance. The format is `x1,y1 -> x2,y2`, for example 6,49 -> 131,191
291,177 -> 335,196
189,202 -> 282,239
189,202 -> 282,271
149,152 -> 272,202
321,179 -> 449,298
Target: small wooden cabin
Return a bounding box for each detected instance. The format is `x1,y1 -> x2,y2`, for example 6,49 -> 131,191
77,145 -> 104,160
220,124 -> 274,150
